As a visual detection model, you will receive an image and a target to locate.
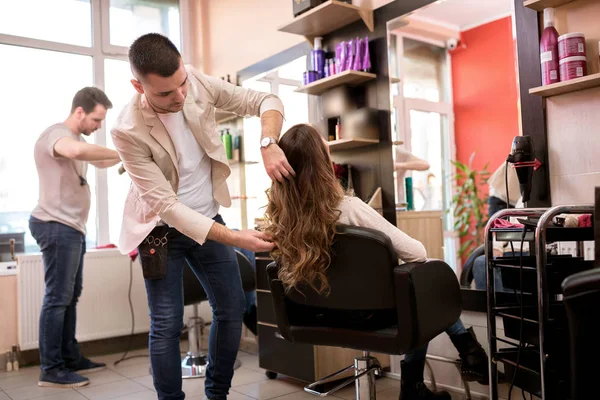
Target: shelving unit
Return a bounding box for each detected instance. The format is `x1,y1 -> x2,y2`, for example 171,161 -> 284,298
295,70 -> 377,95
529,73 -> 600,97
328,138 -> 379,151
278,0 -> 373,46
485,205 -> 594,399
523,0 -> 577,11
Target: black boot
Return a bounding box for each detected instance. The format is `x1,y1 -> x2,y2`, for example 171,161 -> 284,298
399,359 -> 451,400
243,305 -> 258,336
450,326 -> 489,384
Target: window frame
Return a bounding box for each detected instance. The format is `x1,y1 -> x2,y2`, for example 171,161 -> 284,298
0,0 -> 189,247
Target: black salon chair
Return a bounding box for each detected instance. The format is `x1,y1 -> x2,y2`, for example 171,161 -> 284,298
181,250 -> 256,378
562,268 -> 600,400
266,225 -> 462,399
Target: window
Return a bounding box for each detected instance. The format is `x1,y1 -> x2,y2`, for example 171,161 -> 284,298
108,0 -> 181,50
104,59 -> 137,245
0,0 -> 92,47
389,32 -> 456,269
0,0 -> 186,251
241,57 -> 309,229
0,44 -> 94,250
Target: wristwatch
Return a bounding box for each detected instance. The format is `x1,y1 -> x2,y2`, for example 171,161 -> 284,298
260,137 -> 278,149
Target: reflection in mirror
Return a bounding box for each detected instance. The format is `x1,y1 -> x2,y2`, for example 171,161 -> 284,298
386,0 -> 518,277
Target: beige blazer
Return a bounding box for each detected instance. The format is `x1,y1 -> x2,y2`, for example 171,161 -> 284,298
111,65 -> 281,254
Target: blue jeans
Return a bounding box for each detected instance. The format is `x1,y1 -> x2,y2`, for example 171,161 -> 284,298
233,246 -> 256,317
145,215 -> 245,400
29,217 -> 85,372
473,255 -> 505,292
402,319 -> 467,364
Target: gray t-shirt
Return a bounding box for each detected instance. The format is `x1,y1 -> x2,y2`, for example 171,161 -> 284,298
31,123 -> 90,234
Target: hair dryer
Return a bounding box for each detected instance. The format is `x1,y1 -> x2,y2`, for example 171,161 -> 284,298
506,135 -> 538,203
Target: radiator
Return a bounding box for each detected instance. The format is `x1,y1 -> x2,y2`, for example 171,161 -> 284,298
17,249 -> 151,350
17,249 -> 217,351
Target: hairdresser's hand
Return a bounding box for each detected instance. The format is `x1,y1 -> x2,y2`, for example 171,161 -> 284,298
262,144 -> 295,183
235,229 -> 274,253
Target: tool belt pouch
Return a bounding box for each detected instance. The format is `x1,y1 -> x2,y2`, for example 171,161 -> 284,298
139,226 -> 170,280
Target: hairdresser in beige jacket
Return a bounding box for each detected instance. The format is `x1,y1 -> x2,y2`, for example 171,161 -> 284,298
111,34 -> 293,400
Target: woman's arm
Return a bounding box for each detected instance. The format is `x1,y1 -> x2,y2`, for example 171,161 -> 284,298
338,197 -> 427,262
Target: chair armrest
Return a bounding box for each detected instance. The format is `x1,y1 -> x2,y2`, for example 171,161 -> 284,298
393,259 -> 462,352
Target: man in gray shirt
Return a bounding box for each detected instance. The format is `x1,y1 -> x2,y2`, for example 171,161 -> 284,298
30,87 -> 121,388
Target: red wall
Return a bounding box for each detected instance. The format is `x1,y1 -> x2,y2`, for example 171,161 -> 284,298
452,16 -> 520,189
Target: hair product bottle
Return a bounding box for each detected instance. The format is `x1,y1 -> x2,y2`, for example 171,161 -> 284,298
540,8 -> 560,85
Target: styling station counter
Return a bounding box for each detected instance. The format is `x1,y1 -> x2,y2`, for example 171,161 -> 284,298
396,210 -> 444,260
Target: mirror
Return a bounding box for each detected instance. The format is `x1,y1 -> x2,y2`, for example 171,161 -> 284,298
386,0 -> 519,283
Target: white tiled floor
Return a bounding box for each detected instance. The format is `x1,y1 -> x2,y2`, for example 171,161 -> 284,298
0,348 -> 466,400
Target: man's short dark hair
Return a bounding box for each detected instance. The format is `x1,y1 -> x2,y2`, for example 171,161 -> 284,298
129,33 -> 181,78
71,87 -> 113,113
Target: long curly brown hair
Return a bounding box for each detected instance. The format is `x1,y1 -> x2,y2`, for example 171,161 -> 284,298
264,124 -> 345,294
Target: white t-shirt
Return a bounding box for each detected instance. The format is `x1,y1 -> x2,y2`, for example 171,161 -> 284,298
158,112 -> 219,218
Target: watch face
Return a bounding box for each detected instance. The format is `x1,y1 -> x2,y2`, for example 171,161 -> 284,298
261,137 -> 271,147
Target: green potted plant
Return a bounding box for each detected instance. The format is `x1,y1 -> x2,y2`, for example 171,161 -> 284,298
450,153 -> 490,258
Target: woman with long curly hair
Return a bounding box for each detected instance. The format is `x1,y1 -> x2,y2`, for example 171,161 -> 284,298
264,124 -> 489,400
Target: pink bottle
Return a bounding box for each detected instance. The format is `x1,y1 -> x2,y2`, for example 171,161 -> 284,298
540,8 -> 560,85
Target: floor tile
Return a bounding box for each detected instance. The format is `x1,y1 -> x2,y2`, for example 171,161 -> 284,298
97,352 -> 150,371
230,368 -> 269,388
112,390 -> 159,400
181,378 -> 205,398
265,390 -> 342,400
3,385 -> 72,400
0,371 -> 40,390
0,367 -> 39,381
33,390 -> 88,400
81,369 -> 127,387
334,377 -> 400,400
76,379 -> 146,400
232,376 -> 303,400
113,362 -> 152,379
236,353 -> 263,373
132,375 -> 155,391
187,390 -> 256,400
375,387 -> 401,400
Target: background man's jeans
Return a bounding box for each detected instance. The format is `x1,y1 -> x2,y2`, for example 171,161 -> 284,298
29,217 -> 85,371
144,215 -> 245,400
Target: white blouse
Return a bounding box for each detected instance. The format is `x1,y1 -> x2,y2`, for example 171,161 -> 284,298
336,196 -> 427,263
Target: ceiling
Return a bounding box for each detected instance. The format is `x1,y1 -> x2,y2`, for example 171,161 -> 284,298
411,0 -> 514,31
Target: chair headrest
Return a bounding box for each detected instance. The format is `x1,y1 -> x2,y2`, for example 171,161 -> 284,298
267,224 -> 399,310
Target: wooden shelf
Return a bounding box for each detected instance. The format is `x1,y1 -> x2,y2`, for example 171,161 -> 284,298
328,138 -> 379,151
390,77 -> 401,84
529,73 -> 600,97
523,0 -> 577,11
295,70 -> 377,95
278,0 -> 374,46
216,110 -> 239,124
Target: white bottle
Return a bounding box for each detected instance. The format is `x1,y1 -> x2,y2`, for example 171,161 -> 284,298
5,351 -> 13,372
